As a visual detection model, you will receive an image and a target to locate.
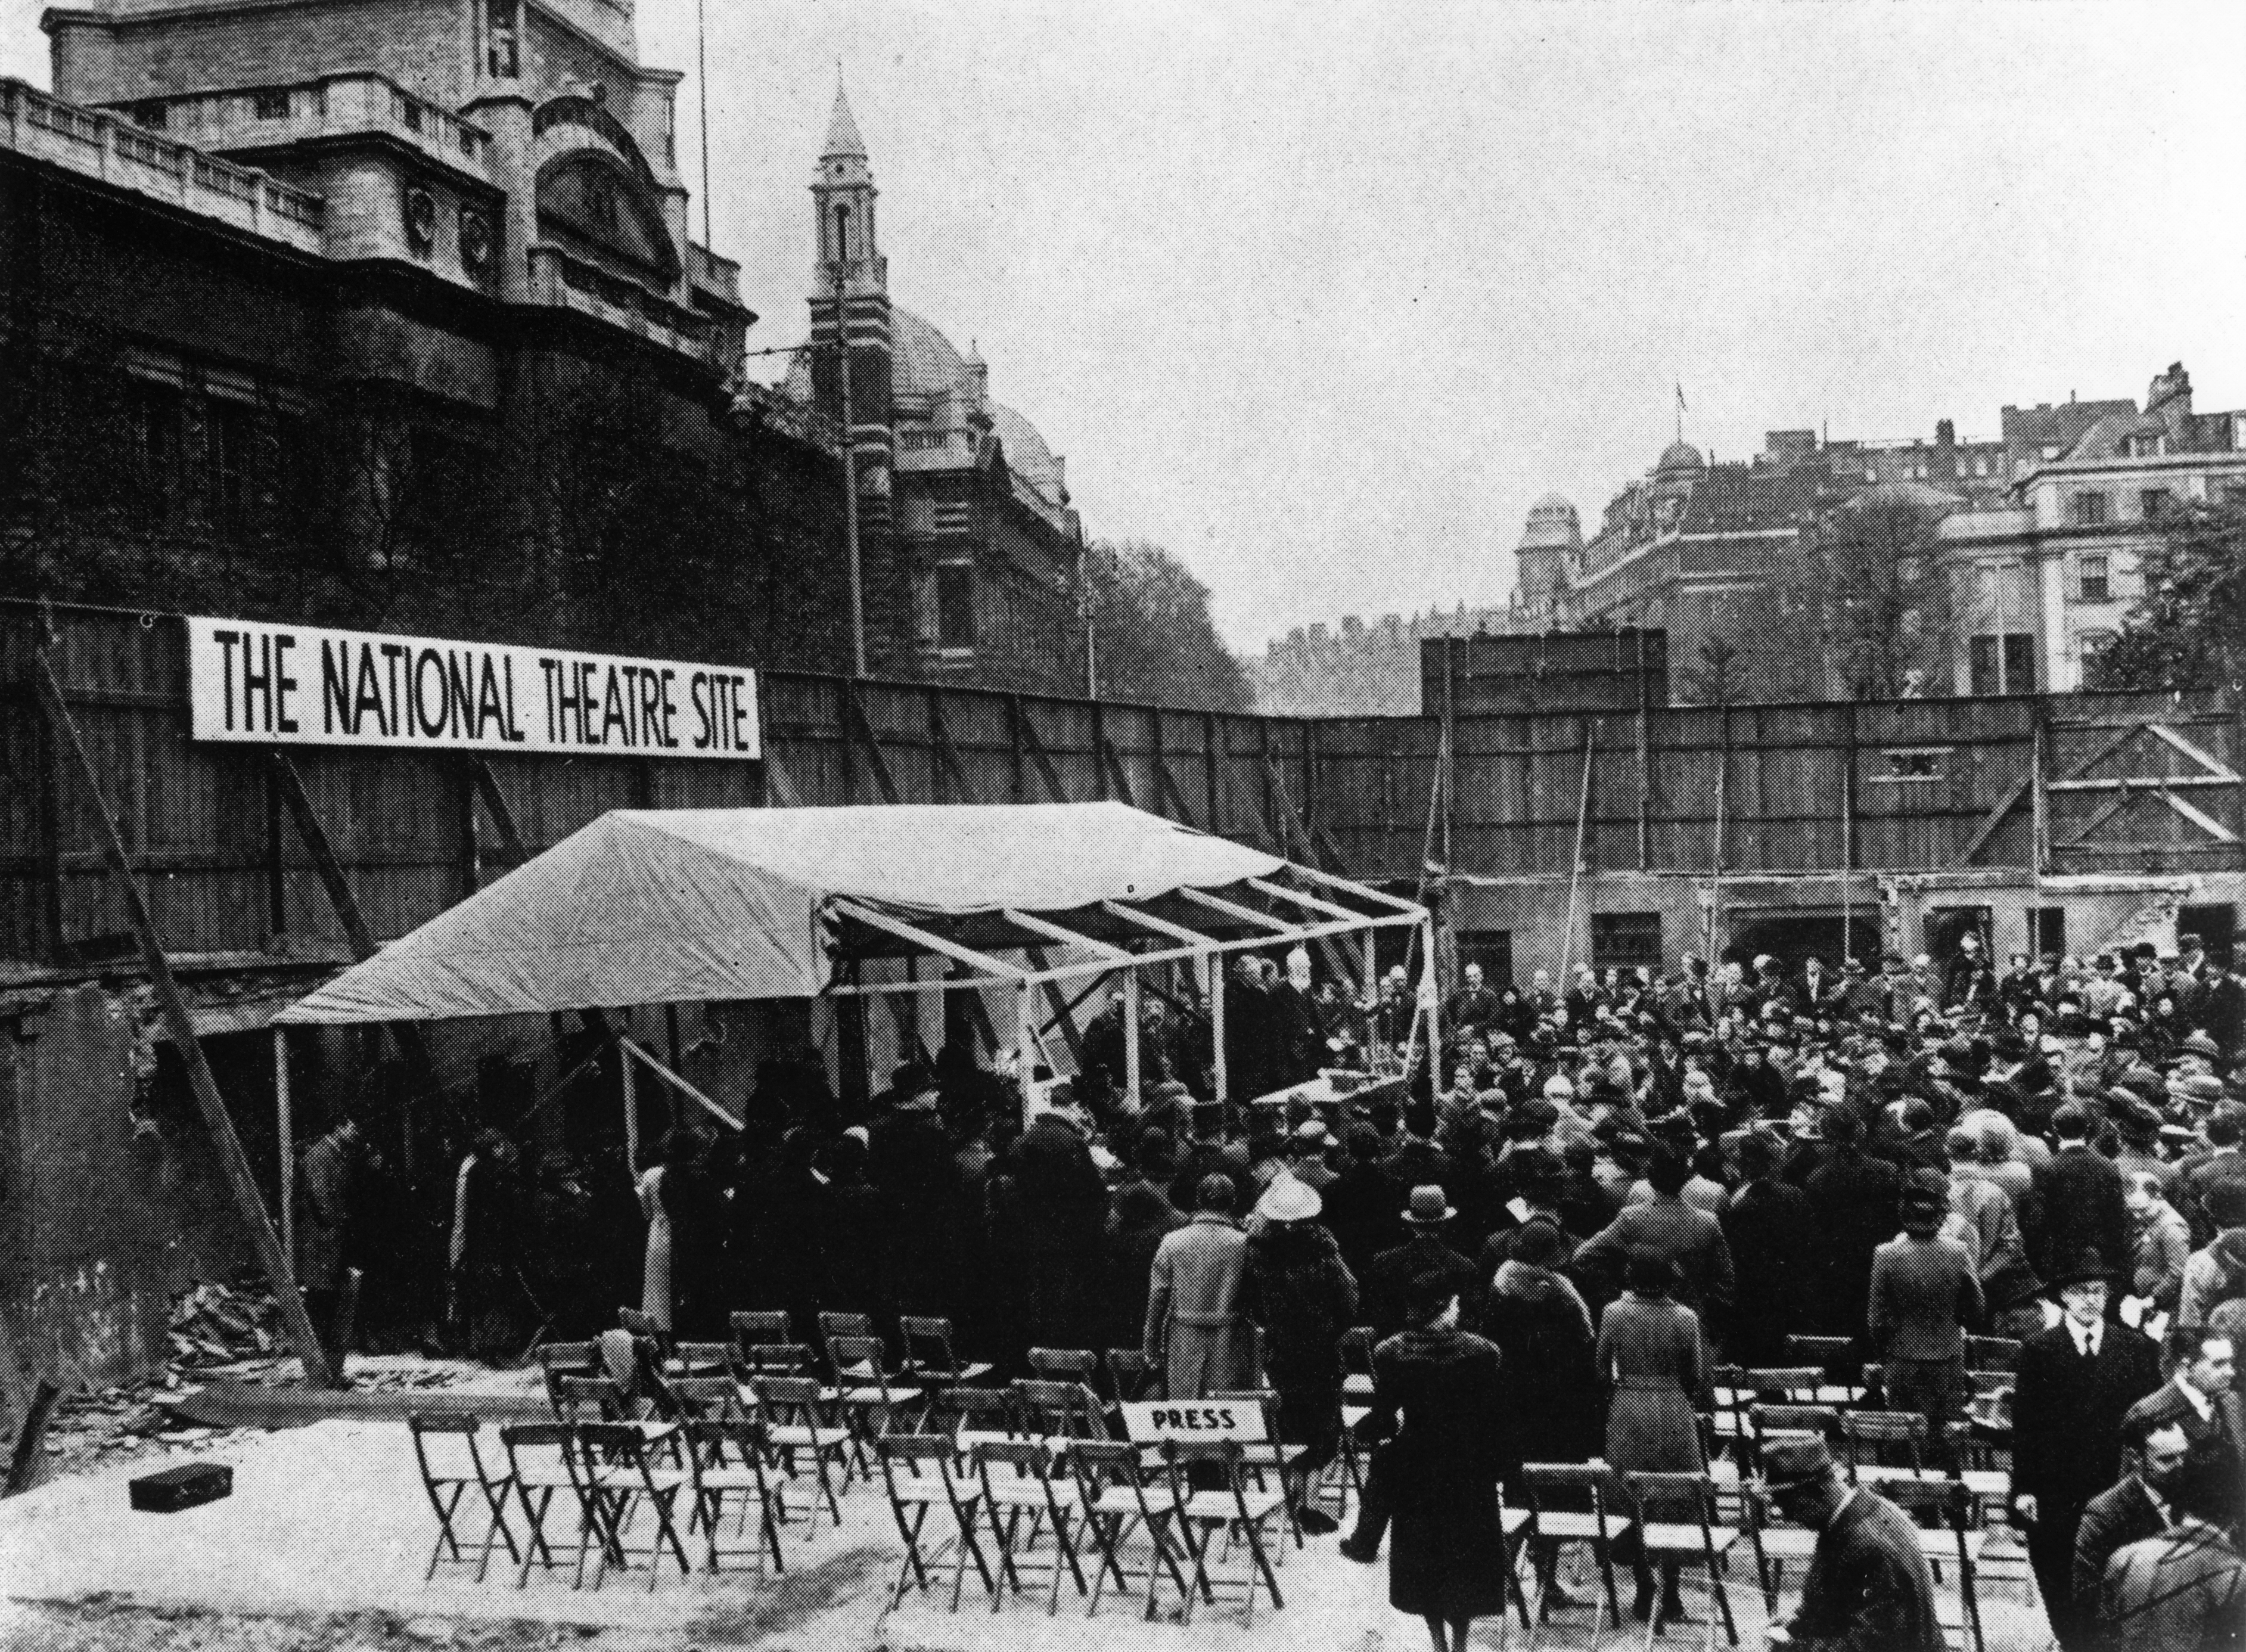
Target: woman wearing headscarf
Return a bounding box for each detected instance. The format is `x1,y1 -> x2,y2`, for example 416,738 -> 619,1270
1244,1173 -> 1357,1535
1363,1269 -> 1511,1652
1596,1247 -> 1708,1624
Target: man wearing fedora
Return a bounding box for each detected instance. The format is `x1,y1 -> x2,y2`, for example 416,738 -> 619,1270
1758,1435 -> 1941,1650
2011,1251 -> 2163,1650
1362,1185 -> 1482,1342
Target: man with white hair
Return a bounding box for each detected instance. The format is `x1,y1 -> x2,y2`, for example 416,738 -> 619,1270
1447,961 -> 1498,1039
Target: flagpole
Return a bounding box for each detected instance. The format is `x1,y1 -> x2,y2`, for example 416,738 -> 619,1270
696,0 -> 712,247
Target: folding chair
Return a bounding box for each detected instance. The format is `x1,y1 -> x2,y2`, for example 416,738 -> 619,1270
1742,1367 -> 1830,1407
1783,1337 -> 1861,1404
1015,1377 -> 1110,1447
877,1434 -> 996,1611
1963,1335 -> 2020,1372
1069,1438 -> 1191,1620
1338,1325 -> 1377,1403
1160,1439 -> 1287,1624
1210,1389 -> 1310,1549
1624,1471 -> 1739,1650
1027,1347 -> 1099,1383
902,1315 -> 993,1386
1707,1364 -> 1751,1459
408,1414 -> 520,1583
731,1309 -> 794,1358
574,1421 -> 693,1592
498,1422 -> 599,1589
754,1374 -> 855,1528
534,1341 -> 602,1415
939,1386 -> 1027,1461
666,1340 -> 740,1381
975,1439 -> 1090,1614
1747,1403 -> 1841,1459
670,1375 -> 749,1423
1841,1409 -> 1931,1486
740,1341 -> 818,1379
679,1416 -> 789,1579
819,1310 -> 880,1377
1740,1485 -> 1818,1616
1882,1476 -> 1986,1652
1104,1347 -> 1157,1405
1520,1461 -> 1634,1650
830,1333 -> 926,1469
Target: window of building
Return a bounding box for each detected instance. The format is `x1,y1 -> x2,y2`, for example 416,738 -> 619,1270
2139,487 -> 2172,520
129,101 -> 167,130
2030,906 -> 2066,959
206,400 -> 254,540
934,562 -> 975,651
1455,929 -> 1514,989
1969,634 -> 2037,695
2003,632 -> 2036,693
832,204 -> 851,263
128,381 -> 183,517
2079,554 -> 2109,603
1589,911 -> 1663,972
2070,492 -> 2106,527
1926,905 -> 1994,964
253,89 -> 291,121
486,0 -> 521,77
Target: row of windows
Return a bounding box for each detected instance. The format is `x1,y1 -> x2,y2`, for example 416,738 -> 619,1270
126,381 -> 310,541
2070,486 -> 2174,527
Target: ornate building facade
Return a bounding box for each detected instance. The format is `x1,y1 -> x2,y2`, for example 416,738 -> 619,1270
781,88 -> 1085,691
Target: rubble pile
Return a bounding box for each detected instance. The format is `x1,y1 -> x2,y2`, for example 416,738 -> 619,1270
169,1280 -> 282,1372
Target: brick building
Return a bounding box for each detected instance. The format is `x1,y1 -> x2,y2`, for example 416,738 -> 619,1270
778,87 -> 1088,691
5,0 -> 850,666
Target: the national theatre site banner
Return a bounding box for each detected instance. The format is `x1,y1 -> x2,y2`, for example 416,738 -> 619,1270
185,616 -> 760,760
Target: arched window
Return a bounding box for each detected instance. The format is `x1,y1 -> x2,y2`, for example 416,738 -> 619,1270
832,203 -> 852,263
536,153 -> 676,279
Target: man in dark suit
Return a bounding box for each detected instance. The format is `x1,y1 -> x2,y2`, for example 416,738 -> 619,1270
1759,1436 -> 1942,1651
2009,1253 -> 2164,1650
2020,1105 -> 2131,1299
2131,1324 -> 2242,1505
2070,1409 -> 2192,1634
1358,1184 -> 1481,1339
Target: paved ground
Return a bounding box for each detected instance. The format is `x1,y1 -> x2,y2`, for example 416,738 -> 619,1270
0,1417 -> 2055,1652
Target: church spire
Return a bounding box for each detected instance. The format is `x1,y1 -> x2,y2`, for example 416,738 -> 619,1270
822,76 -> 867,160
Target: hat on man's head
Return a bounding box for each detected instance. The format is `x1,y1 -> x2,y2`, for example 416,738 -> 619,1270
1291,1119 -> 1331,1149
1257,1174 -> 1322,1224
1400,1185 -> 1455,1225
2179,1032 -> 2223,1063
2042,1249 -> 2120,1295
1758,1436 -> 1840,1493
1511,1220 -> 1571,1270
2180,1073 -> 2227,1106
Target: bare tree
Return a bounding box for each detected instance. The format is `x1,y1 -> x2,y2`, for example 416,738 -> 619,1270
1771,498 -> 1958,699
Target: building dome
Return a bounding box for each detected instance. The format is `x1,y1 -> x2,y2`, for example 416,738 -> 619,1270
891,307 -> 975,400
989,402 -> 1064,504
1655,440 -> 1706,479
1517,492 -> 1582,552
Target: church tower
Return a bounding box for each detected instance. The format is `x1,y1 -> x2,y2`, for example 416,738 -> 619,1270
807,82 -> 900,666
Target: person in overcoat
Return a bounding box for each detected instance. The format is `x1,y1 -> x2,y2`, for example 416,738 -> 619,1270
1481,1216 -> 1598,1468
1574,1150 -> 1736,1334
1244,1174 -> 1357,1532
1722,1131 -> 1817,1365
1144,1174 -> 1255,1400
1595,1248 -> 1707,1622
1759,1436 -> 1943,1651
2009,1253 -> 2163,1651
2070,1409 -> 2192,1637
296,1114 -> 377,1383
1363,1268 -> 1511,1652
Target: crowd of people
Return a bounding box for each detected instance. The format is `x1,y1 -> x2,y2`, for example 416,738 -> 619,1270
296,924 -> 2246,1648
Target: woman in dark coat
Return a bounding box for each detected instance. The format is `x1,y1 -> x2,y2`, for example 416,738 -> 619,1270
1366,1268 -> 1511,1652
1244,1175 -> 1358,1533
1595,1248 -> 1707,1622
1481,1219 -> 1598,1469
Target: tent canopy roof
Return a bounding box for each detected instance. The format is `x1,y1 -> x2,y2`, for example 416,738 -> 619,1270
278,803 -> 1419,1026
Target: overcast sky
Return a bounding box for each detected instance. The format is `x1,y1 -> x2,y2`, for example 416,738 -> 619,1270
7,1 -> 2242,654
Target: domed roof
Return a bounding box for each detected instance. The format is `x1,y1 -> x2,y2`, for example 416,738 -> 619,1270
1655,440 -> 1706,477
989,402 -> 1064,504
1517,492 -> 1582,552
891,307 -> 974,400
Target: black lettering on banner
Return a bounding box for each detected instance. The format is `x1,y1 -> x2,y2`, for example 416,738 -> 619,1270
322,639 -> 351,735
691,672 -> 713,750
658,669 -> 679,747
213,629 -> 240,729
353,645 -> 389,737
274,634 -> 299,732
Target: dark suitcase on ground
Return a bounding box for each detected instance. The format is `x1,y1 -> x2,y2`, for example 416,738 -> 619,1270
129,1461 -> 232,1512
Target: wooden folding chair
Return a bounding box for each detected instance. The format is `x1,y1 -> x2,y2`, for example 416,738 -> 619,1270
408,1414 -> 520,1583
1625,1471 -> 1739,1650
731,1309 -> 793,1358
902,1315 -> 994,1386
666,1340 -> 741,1382
975,1439 -> 1090,1614
1160,1439 -> 1287,1624
670,1374 -> 749,1423
498,1421 -> 600,1590
574,1420 -> 694,1592
1027,1346 -> 1099,1383
1740,1484 -> 1818,1616
1882,1476 -> 1986,1652
1520,1461 -> 1634,1650
938,1386 -> 1028,1461
1841,1409 -> 1931,1486
878,1434 -> 996,1611
533,1341 -> 601,1416
830,1333 -> 926,1468
1015,1377 -> 1110,1446
1104,1347 -> 1157,1405
1210,1388 -> 1311,1549
1782,1337 -> 1862,1403
1747,1365 -> 1841,1408
1069,1438 -> 1191,1620
679,1416 -> 790,1579
754,1373 -> 855,1527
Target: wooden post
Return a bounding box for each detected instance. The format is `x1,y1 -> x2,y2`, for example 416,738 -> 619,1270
1209,953 -> 1228,1114
1017,983 -> 1037,1130
32,647 -> 334,1389
275,1026 -> 295,1275
1557,725 -> 1595,985
621,1027 -> 640,1173
1636,629 -> 1653,872
1841,699 -> 1858,964
1443,636 -> 1459,872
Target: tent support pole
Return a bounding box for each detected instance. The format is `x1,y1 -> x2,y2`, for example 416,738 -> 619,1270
621,1035 -> 639,1173
32,644 -> 334,1389
1016,985 -> 1036,1129
276,1026 -> 294,1275
1209,952 -> 1227,1129
1123,964 -> 1141,1109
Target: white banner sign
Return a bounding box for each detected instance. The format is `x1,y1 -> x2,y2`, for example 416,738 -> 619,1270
185,616 -> 759,760
1117,1400 -> 1268,1444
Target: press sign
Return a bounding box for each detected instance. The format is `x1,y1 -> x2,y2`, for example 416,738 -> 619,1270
1117,1401 -> 1268,1443
185,616 -> 759,760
